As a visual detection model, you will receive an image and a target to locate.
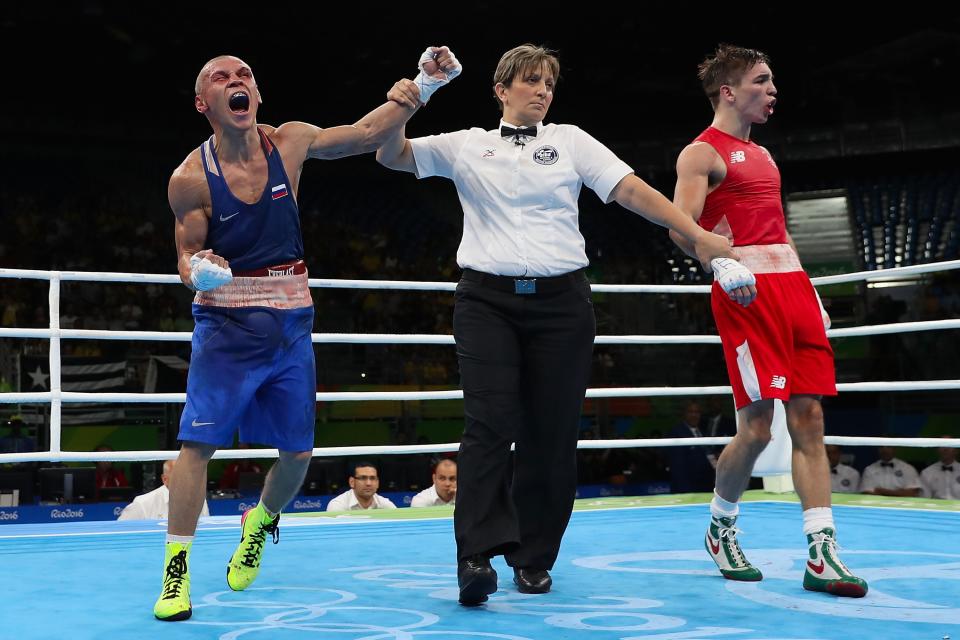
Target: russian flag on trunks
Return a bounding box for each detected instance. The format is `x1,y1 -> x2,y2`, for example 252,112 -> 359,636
271,183 -> 289,200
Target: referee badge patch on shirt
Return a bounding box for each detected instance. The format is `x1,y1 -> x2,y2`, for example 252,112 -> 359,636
533,146 -> 559,165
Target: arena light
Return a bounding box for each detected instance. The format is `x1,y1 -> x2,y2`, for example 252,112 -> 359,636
866,277 -> 921,289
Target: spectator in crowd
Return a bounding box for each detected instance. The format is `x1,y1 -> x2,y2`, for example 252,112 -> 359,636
0,417 -> 35,453
700,395 -> 735,470
701,396 -> 736,438
325,461 -> 397,512
920,438 -> 960,500
668,401 -> 716,493
826,444 -> 860,494
860,446 -> 922,497
118,459 -> 210,520
218,444 -> 264,492
410,459 -> 457,507
94,445 -> 128,497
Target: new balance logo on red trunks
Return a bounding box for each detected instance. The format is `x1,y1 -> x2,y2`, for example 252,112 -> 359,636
770,375 -> 787,390
730,150 -> 746,163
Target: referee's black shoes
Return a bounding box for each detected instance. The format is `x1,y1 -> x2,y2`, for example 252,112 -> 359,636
513,567 -> 552,594
457,555 -> 498,606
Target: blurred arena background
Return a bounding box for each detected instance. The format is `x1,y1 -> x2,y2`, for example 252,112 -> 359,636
1,3 -> 958,510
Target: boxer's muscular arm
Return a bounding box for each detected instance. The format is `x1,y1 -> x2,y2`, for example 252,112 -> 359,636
169,155 -> 231,291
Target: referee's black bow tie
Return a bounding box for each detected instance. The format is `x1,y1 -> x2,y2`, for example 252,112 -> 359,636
944,465 -> 954,472
501,125 -> 537,142
880,461 -> 894,468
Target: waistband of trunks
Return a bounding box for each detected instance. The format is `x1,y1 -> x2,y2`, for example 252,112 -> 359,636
231,259 -> 307,278
194,269 -> 313,309
735,244 -> 802,274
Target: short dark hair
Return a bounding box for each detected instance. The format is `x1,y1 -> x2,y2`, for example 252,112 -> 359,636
698,44 -> 771,109
351,460 -> 378,477
492,44 -> 560,111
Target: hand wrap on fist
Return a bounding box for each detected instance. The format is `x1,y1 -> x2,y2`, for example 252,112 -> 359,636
190,253 -> 232,291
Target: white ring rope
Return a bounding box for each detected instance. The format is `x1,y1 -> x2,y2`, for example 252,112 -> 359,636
1,259 -> 958,462
3,380 -> 960,406
3,258 -> 959,288
2,436 -> 959,465
4,319 -> 960,343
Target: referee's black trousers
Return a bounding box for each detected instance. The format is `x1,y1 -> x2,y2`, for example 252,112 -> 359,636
452,270 -> 595,570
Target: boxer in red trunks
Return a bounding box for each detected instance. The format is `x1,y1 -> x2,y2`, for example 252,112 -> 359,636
670,44 -> 867,597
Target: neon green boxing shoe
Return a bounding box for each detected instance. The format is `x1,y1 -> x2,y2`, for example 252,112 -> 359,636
803,528 -> 868,597
226,504 -> 280,591
705,515 -> 763,581
154,541 -> 192,621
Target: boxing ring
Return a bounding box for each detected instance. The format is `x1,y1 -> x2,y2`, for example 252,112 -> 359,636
1,262 -> 960,639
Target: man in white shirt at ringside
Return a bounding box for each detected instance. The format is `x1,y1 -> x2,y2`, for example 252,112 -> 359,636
411,459 -> 457,507
860,446 -> 922,497
119,459 -> 210,521
325,461 -> 397,512
920,439 -> 960,500
826,444 -> 860,494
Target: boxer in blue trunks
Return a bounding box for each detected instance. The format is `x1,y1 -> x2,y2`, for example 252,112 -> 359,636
154,47 -> 462,622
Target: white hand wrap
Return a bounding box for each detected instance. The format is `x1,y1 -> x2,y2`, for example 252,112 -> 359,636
710,257 -> 756,293
413,47 -> 461,104
189,253 -> 233,291
814,288 -> 831,330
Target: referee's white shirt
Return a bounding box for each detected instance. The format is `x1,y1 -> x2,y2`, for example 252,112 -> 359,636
117,484 -> 210,521
920,461 -> 960,499
830,463 -> 860,494
410,484 -> 455,508
410,121 -> 633,277
325,489 -> 397,512
859,458 -> 922,493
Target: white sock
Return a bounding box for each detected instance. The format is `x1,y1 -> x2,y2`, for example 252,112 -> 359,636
166,534 -> 194,545
802,507 -> 835,536
710,491 -> 739,519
